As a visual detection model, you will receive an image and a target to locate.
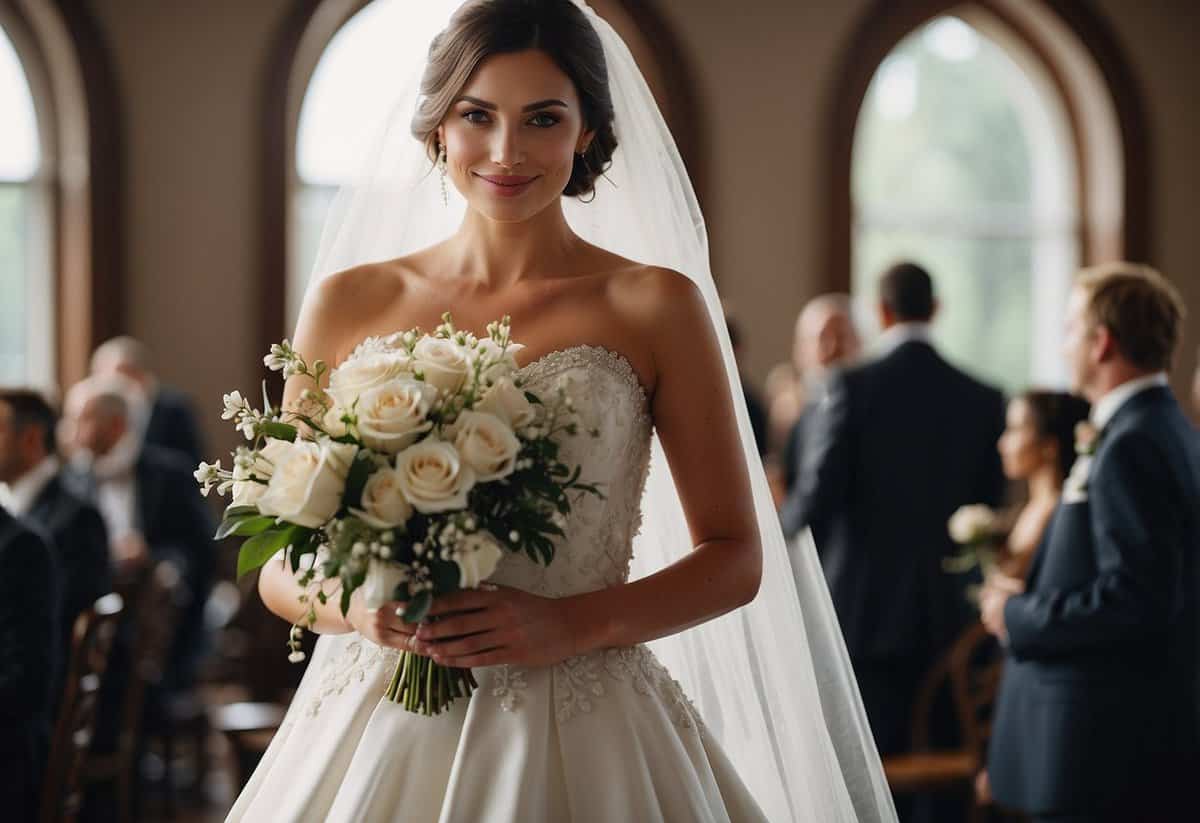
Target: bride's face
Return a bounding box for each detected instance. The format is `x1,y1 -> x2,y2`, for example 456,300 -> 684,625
439,49 -> 594,223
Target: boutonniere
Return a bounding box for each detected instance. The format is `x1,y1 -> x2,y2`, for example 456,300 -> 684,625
1074,421 -> 1100,457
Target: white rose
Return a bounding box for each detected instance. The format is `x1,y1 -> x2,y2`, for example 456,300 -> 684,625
322,403 -> 353,439
327,351 -> 411,408
474,377 -> 536,428
471,339 -> 526,384
257,439 -> 357,528
230,439 -> 292,508
452,410 -> 521,482
452,532 -> 504,589
947,504 -> 997,544
362,558 -> 409,609
354,379 -> 436,453
349,466 -> 413,529
412,337 -> 471,395
393,439 -> 476,513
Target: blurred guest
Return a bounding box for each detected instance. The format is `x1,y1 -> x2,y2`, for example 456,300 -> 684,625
1192,345 -> 1200,419
765,361 -> 805,459
0,506 -> 58,823
984,263 -> 1199,822
62,376 -> 214,692
780,293 -> 861,496
91,335 -> 206,466
724,308 -> 769,456
782,261 -> 1006,762
0,389 -> 111,710
992,391 -> 1091,580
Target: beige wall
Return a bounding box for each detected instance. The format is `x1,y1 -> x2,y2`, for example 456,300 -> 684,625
83,0 -> 1200,458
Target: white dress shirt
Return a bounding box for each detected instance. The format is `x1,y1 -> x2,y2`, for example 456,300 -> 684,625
1090,372 -> 1169,430
876,322 -> 934,357
0,455 -> 60,517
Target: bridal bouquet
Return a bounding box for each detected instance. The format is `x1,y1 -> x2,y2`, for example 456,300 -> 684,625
195,314 -> 602,714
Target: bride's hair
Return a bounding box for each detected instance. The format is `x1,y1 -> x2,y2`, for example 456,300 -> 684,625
412,0 -> 617,199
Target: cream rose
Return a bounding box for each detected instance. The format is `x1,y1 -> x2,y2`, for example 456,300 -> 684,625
230,438 -> 293,508
393,439 -> 476,513
452,532 -> 504,588
257,439 -> 357,528
354,379 -> 436,453
350,466 -> 414,529
474,377 -> 536,428
322,403 -> 353,439
452,410 -> 521,482
327,351 -> 411,408
947,504 -> 997,544
362,558 -> 409,609
412,337 -> 471,395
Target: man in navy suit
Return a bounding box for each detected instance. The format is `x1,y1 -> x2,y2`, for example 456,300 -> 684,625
783,262 -> 1006,758
983,263 -> 1200,822
0,389 -> 111,711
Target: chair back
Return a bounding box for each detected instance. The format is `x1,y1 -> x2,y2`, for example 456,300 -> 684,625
911,621 -> 1003,757
40,592 -> 124,823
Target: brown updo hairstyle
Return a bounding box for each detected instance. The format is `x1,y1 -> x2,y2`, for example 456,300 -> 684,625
411,0 -> 617,200
1019,390 -> 1091,482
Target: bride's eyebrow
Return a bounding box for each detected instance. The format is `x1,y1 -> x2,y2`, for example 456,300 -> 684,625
455,95 -> 569,112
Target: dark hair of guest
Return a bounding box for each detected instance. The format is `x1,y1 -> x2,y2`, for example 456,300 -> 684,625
1019,390 -> 1091,482
411,0 -> 617,199
879,261 -> 936,322
0,389 -> 58,454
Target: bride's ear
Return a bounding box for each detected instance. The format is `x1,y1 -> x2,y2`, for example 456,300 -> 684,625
576,128 -> 596,155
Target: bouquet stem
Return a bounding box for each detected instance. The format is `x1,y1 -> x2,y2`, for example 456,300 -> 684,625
384,651 -> 478,715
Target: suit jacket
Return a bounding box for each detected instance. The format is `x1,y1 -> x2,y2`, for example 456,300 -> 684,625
26,473 -> 112,667
134,444 -> 215,690
143,385 -> 206,466
780,340 -> 1006,660
781,403 -> 816,496
988,386 -> 1200,815
0,508 -> 58,822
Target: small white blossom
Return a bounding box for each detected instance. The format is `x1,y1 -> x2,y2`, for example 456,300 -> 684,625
288,650 -> 306,663
193,460 -> 222,496
509,530 -> 520,543
221,390 -> 246,420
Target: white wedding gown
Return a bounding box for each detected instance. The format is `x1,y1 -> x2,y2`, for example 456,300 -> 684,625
228,345 -> 770,823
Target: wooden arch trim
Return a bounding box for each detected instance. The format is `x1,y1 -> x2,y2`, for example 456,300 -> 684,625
824,0 -> 1151,293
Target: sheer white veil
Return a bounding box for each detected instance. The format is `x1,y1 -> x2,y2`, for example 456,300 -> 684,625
303,2 -> 895,820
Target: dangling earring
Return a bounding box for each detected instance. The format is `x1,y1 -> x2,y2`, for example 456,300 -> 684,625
437,142 -> 448,206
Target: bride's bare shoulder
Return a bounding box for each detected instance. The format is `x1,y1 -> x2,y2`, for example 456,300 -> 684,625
605,258 -> 705,333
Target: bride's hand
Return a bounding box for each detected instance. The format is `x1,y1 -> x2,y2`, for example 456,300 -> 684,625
411,585 -> 578,668
345,588 -> 420,651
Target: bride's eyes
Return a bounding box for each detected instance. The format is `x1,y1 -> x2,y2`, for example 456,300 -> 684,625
458,109 -> 561,128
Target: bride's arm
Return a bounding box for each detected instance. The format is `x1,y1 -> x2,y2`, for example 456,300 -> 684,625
416,269 -> 762,666
256,268 -> 415,646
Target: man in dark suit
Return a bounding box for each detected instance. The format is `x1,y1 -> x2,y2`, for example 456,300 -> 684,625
0,389 -> 111,707
780,292 -> 861,496
0,507 -> 59,822
983,263 -> 1199,822
91,335 -> 206,466
781,262 -> 1006,758
62,376 -> 214,692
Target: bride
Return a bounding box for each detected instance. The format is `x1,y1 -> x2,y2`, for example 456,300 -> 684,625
230,1 -> 894,821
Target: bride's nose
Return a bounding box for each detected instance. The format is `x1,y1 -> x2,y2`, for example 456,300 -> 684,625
490,124 -> 525,168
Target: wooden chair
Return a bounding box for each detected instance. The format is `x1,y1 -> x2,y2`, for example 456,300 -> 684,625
210,701 -> 288,790
82,561 -> 183,823
882,622 -> 1004,823
39,593 -> 125,823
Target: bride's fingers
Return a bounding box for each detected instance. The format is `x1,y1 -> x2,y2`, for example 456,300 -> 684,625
415,609 -> 497,641
426,587 -> 505,617
422,631 -> 504,662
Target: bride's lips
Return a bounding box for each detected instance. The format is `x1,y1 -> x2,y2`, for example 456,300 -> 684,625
474,173 -> 539,198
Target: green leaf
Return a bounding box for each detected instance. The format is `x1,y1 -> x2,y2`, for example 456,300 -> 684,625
229,515 -> 278,538
223,504 -> 260,519
403,590 -> 433,624
237,524 -> 309,579
261,421 -> 298,441
341,450 -> 372,510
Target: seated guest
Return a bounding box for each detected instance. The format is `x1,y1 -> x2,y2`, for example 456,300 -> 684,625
0,389 -> 111,710
0,507 -> 58,823
61,376 -> 214,692
982,263 -> 1199,822
91,335 -> 206,466
992,390 -> 1091,581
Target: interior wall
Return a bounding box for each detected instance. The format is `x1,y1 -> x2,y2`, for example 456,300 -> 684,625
82,0 -> 1200,459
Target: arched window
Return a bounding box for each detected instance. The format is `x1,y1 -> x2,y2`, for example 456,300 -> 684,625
275,0 -> 701,336
853,14 -> 1077,392
834,0 -> 1145,395
0,19 -> 52,384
